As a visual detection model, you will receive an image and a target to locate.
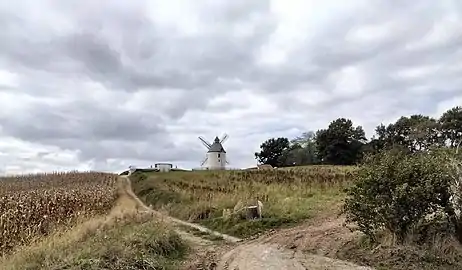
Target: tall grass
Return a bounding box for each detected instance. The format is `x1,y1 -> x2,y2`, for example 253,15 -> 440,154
132,166 -> 356,237
0,210 -> 187,270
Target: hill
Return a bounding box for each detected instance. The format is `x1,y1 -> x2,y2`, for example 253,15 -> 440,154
131,165 -> 462,270
131,166 -> 352,237
3,164 -> 462,269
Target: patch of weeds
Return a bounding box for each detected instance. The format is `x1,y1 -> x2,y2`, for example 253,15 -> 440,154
201,216 -> 298,238
2,217 -> 188,270
176,224 -> 224,242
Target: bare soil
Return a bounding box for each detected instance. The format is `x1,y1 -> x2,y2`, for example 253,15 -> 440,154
215,242 -> 372,270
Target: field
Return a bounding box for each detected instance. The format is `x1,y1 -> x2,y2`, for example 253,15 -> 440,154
0,172 -> 119,255
3,164 -> 461,269
131,165 -> 356,237
0,172 -> 188,270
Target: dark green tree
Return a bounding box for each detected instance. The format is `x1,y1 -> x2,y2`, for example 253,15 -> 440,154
439,106 -> 462,148
374,115 -> 440,153
254,137 -> 290,167
315,118 -> 366,165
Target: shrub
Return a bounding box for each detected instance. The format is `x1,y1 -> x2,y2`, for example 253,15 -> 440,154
343,149 -> 457,243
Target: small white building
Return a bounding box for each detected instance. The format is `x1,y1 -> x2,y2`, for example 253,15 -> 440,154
155,163 -> 173,172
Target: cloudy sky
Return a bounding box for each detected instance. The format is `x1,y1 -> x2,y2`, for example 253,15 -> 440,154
0,0 -> 461,174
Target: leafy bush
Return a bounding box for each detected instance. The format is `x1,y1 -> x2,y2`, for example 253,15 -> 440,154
343,149 -> 458,243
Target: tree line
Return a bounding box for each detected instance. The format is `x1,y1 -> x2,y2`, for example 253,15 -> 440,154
255,106 -> 462,167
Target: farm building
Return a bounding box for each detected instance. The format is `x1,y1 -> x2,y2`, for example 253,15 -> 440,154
155,163 -> 173,172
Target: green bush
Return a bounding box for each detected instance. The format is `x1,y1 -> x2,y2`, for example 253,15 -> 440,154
343,149 -> 457,243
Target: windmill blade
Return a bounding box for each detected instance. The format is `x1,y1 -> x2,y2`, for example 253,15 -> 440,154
220,133 -> 229,144
198,136 -> 211,149
201,157 -> 208,166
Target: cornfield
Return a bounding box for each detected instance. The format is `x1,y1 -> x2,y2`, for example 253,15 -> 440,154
0,172 -> 118,255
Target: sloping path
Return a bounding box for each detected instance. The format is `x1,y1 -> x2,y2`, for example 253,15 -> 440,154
121,175 -> 373,270
120,175 -> 241,243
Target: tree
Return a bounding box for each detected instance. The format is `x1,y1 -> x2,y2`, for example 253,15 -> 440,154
315,118 -> 366,165
374,115 -> 440,153
291,131 -> 315,147
288,131 -> 319,165
254,137 -> 290,167
439,106 -> 462,147
279,143 -> 303,166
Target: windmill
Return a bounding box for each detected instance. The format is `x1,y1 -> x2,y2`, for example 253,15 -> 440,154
198,134 -> 229,170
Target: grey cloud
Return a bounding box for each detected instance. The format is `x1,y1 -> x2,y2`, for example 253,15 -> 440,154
0,99 -> 166,144
0,0 -> 461,172
0,0 -> 276,97
74,139 -> 204,164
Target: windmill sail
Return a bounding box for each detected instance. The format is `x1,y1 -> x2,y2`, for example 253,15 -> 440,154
201,157 -> 208,166
220,133 -> 229,144
198,136 -> 211,149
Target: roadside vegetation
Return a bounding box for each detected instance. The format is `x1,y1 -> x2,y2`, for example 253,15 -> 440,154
0,172 -> 188,270
1,212 -> 187,270
340,148 -> 462,270
131,166 -> 353,238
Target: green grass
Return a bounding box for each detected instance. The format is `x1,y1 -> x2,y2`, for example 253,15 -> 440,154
176,224 -> 225,242
131,166 -> 353,237
1,212 -> 188,270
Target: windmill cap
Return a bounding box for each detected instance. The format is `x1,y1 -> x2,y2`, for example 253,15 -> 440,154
208,136 -> 226,153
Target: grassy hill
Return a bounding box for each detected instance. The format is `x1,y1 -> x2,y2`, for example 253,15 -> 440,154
131,164 -> 462,270
131,166 -> 355,237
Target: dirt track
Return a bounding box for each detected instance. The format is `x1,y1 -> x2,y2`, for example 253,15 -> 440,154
218,242 -> 372,270
120,175 -> 373,270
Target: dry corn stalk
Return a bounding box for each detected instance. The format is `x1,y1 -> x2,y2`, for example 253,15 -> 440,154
0,172 -> 118,255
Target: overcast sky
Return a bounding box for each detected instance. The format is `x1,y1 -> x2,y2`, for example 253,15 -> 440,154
0,0 -> 461,174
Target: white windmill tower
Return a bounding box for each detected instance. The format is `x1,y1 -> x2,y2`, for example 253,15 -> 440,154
198,134 -> 229,170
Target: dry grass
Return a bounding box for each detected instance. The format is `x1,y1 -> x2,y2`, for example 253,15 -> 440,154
0,174 -> 187,270
132,165 -> 356,237
0,172 -> 119,256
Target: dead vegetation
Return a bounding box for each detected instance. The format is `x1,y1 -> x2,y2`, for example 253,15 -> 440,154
0,174 -> 188,270
0,172 -> 118,255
